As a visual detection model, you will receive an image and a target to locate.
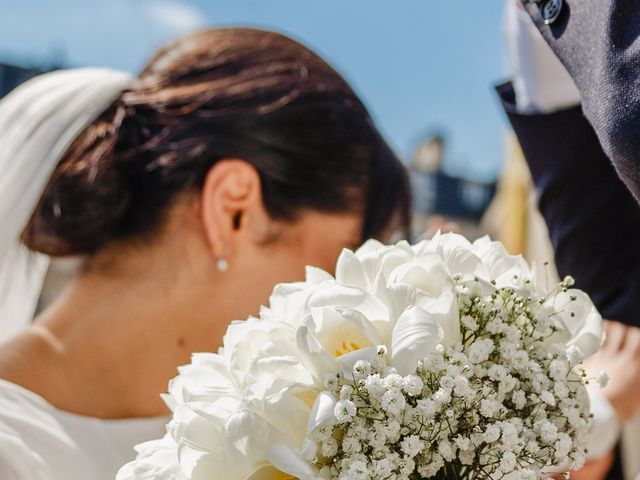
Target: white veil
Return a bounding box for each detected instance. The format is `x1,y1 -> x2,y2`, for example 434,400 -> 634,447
0,68 -> 133,343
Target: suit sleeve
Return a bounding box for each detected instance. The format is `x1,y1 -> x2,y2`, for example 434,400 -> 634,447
520,0 -> 640,203
497,81 -> 640,326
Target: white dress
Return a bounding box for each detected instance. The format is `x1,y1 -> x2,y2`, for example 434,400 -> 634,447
0,379 -> 168,480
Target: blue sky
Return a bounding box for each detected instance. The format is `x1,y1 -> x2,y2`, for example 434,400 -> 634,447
0,0 -> 508,181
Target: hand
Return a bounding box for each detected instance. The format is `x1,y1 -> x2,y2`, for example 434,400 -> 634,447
572,450 -> 615,480
549,450 -> 614,480
584,320 -> 640,422
503,0 -> 580,112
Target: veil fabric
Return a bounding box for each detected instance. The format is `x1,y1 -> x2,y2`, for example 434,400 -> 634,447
0,68 -> 133,343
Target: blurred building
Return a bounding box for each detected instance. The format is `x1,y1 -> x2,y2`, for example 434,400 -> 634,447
408,131 -> 559,280
482,134 -> 559,282
410,133 -> 497,240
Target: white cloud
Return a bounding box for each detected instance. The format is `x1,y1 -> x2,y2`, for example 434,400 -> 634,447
143,1 -> 207,35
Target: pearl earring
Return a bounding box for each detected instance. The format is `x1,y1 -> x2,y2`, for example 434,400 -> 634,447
216,246 -> 229,272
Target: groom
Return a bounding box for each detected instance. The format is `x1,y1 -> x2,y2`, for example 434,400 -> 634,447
499,0 -> 640,327
497,1 -> 640,479
516,0 -> 640,203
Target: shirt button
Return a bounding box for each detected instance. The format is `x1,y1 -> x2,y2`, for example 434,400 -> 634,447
541,0 -> 564,25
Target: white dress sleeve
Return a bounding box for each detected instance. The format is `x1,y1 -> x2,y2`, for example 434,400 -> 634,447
0,429 -> 54,480
585,387 -> 620,461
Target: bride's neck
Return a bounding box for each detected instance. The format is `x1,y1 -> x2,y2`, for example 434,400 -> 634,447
0,246 -> 229,419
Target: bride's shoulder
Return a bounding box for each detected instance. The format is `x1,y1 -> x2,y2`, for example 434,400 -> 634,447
0,378 -> 84,451
0,379 -> 70,451
0,378 -> 59,425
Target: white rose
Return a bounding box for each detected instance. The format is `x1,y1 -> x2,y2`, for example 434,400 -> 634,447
424,232 -> 488,278
163,399 -> 244,480
117,435 -> 186,480
163,353 -> 236,410
387,253 -> 452,297
223,318 -> 323,446
540,289 -> 603,359
472,236 -> 534,289
263,277 -> 334,327
336,240 -> 415,292
296,305 -> 382,382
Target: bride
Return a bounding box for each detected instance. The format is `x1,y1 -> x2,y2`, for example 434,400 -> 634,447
0,28 -> 410,480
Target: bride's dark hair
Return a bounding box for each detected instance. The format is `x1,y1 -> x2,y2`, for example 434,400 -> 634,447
22,28 -> 411,256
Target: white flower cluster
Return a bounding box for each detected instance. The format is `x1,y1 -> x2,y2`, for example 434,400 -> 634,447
117,233 -> 604,480
310,277 -> 595,480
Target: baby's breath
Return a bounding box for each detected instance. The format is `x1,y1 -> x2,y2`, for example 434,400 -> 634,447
311,280 -> 592,480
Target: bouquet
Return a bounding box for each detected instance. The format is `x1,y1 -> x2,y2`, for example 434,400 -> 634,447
117,233 -> 604,480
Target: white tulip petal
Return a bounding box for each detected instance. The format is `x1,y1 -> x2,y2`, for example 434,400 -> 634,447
472,235 -> 508,265
445,247 -> 484,277
538,290 -> 604,359
160,393 -> 177,413
247,356 -> 315,394
168,362 -> 235,405
352,240 -> 415,289
562,291 -> 604,358
308,285 -> 388,326
336,346 -> 378,377
391,305 -> 444,376
267,281 -> 329,327
457,275 -> 497,297
305,265 -> 334,284
308,306 -> 382,356
354,238 -> 385,257
170,404 -> 225,453
337,308 -> 383,344
267,444 -> 320,480
257,383 -> 314,444
224,410 -> 294,472
415,288 -> 460,345
492,254 -> 532,287
306,391 -> 337,433
178,445 -> 229,480
371,281 -> 417,343
296,321 -> 340,383
388,254 -> 451,297
412,231 -> 441,256
376,243 -> 415,280
117,435 -> 185,480
247,464 -> 311,480
335,249 -> 367,289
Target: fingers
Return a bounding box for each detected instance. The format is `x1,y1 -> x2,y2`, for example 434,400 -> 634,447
603,320 -> 626,353
570,449 -> 614,480
602,320 -> 640,358
622,325 -> 640,359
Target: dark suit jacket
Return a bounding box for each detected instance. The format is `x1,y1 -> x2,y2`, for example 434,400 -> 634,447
520,0 -> 640,203
497,82 -> 640,328
504,8 -> 640,477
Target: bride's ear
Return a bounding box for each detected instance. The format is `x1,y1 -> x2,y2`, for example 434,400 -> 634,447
200,159 -> 267,258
